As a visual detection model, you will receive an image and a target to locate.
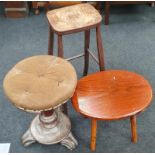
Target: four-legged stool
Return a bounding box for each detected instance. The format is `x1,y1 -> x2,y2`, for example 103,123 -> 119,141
72,70 -> 152,151
3,55 -> 78,150
46,3 -> 105,75
46,3 -> 105,114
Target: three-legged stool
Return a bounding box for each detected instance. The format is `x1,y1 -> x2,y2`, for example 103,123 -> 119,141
3,55 -> 78,150
72,70 -> 152,151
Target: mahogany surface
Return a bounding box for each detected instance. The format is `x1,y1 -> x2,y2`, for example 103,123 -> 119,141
72,70 -> 152,120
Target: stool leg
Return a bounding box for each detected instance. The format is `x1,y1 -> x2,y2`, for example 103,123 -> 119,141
96,25 -> 105,71
83,30 -> 90,76
58,34 -> 64,57
130,115 -> 138,143
105,1 -> 110,25
90,119 -> 97,151
48,26 -> 54,55
57,34 -> 68,115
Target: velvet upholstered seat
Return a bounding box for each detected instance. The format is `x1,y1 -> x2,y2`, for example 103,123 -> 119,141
3,55 -> 77,112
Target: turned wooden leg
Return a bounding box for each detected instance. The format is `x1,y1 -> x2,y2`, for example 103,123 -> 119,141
96,25 -> 105,71
48,26 -> 54,55
105,1 -> 110,25
130,115 -> 138,143
90,119 -> 97,151
83,30 -> 90,76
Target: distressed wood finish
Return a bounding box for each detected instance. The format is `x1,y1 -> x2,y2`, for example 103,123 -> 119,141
47,4 -> 102,34
22,109 -> 78,150
72,70 -> 152,151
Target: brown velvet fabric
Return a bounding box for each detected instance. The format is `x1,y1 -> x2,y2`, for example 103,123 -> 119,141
3,55 -> 77,112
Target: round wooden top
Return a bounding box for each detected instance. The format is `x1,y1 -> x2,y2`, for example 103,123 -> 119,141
3,55 -> 77,112
72,70 -> 152,120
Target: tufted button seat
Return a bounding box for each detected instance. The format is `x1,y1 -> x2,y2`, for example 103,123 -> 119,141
3,55 -> 77,112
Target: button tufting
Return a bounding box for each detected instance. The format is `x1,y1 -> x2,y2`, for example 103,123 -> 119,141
38,74 -> 44,78
3,55 -> 77,111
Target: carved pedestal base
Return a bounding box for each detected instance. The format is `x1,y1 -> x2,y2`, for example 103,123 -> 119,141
22,109 -> 78,150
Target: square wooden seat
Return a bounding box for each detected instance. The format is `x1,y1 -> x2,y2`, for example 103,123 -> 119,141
46,3 -> 102,34
46,3 -> 105,115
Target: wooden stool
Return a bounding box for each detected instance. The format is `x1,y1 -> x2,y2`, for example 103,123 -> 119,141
3,55 -> 78,150
47,3 -> 105,115
71,70 -> 153,151
46,3 -> 105,75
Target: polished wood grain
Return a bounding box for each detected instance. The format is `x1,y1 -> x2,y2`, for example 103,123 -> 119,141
72,70 -> 152,120
130,115 -> 137,143
90,119 -> 97,151
72,70 -> 152,151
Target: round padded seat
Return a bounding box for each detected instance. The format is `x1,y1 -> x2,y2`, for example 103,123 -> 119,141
3,55 -> 77,112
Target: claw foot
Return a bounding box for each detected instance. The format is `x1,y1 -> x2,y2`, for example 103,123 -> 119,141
60,132 -> 78,150
22,129 -> 36,147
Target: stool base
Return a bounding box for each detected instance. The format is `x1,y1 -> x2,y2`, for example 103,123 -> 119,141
22,109 -> 78,150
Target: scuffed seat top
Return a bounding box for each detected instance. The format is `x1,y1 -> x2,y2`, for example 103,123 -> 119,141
46,3 -> 102,34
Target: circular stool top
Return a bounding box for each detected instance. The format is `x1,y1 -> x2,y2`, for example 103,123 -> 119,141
72,70 -> 152,120
46,3 -> 102,34
3,55 -> 77,112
